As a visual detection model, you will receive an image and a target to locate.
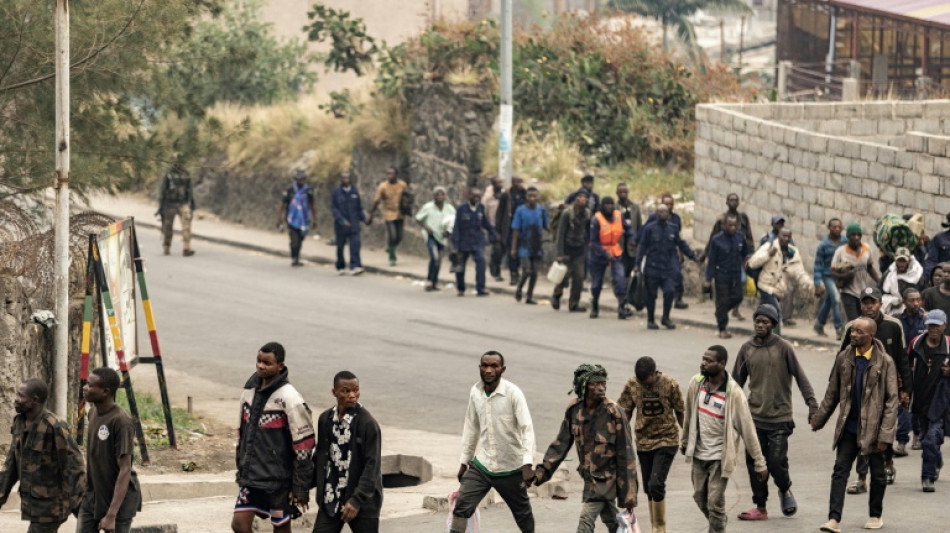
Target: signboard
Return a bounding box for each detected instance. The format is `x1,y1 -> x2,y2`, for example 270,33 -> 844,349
96,219 -> 138,370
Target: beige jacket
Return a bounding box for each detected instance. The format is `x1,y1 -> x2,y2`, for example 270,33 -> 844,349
748,240 -> 812,299
681,373 -> 766,479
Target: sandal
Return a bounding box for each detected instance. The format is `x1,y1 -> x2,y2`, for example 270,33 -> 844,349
780,490 -> 798,517
847,479 -> 867,494
737,507 -> 769,520
886,466 -> 896,485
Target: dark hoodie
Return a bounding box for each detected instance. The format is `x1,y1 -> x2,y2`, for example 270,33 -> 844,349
909,334 -> 950,416
733,333 -> 818,425
927,369 -> 950,427
236,367 -> 315,496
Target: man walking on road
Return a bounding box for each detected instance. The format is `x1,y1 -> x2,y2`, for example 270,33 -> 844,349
451,187 -> 497,297
233,343 -> 315,533
748,228 -> 813,332
644,195 -> 690,310
535,364 -> 638,533
330,172 -> 366,276
566,174 -> 600,213
907,311 -> 950,492
278,170 -> 317,267
681,345 -> 768,533
832,223 -> 880,322
78,368 -> 142,533
616,183 -> 643,278
510,187 -> 549,305
618,357 -> 684,533
921,261 -> 950,316
414,187 -> 456,292
636,204 -> 698,330
732,304 -> 819,521
920,356 -> 950,493
156,161 -> 196,257
453,351 -> 536,533
368,167 -> 409,267
894,288 -> 926,455
814,218 -> 847,339
496,176 -> 527,285
704,214 -> 750,339
812,318 -> 899,532
552,190 -> 590,312
0,378 -> 84,532
703,193 -> 754,323
588,196 -> 635,320
484,176 -> 506,282
313,371 -> 383,533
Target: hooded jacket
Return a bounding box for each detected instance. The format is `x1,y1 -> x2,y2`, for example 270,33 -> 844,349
812,339 -> 899,454
748,239 -> 811,298
733,334 -> 818,425
681,372 -> 766,479
908,334 -> 950,416
236,367 -> 315,497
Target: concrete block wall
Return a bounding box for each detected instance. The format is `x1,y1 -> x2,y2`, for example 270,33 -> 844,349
693,100 -> 950,271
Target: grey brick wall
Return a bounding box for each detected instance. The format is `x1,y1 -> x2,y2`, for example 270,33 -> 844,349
693,101 -> 950,271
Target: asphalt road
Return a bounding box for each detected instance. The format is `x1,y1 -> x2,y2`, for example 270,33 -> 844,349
135,226 -> 950,533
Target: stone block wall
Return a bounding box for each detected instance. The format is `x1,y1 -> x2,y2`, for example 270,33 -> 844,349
693,100 -> 950,271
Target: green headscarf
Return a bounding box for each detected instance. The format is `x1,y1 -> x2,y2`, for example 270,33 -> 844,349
570,364 -> 608,400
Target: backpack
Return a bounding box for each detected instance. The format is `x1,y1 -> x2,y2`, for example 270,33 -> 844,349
163,173 -> 190,205
399,188 -> 414,217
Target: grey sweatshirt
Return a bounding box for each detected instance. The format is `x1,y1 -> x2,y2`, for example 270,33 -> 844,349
733,334 -> 819,425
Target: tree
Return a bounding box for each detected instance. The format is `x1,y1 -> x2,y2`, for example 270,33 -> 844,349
303,4 -> 377,77
609,0 -> 751,55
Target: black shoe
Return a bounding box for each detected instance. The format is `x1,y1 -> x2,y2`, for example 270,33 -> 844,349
662,318 -> 677,329
647,321 -> 659,330
515,290 -> 523,302
674,299 -> 689,309
552,298 -> 561,310
618,307 -> 631,320
493,276 -> 505,282
525,298 -> 538,305
509,274 -> 520,286
476,291 -> 490,297
569,305 -> 588,313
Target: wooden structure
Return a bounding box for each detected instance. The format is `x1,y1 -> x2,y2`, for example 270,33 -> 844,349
778,0 -> 950,98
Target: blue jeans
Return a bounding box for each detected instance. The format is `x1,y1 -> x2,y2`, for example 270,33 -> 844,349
426,235 -> 444,286
334,224 -> 361,270
897,407 -> 913,445
456,247 -> 487,294
815,278 -> 843,330
589,255 -> 626,300
921,419 -> 945,482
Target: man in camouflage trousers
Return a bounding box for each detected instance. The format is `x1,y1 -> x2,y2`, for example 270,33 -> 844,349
535,364 -> 638,533
156,162 -> 195,256
0,378 -> 85,532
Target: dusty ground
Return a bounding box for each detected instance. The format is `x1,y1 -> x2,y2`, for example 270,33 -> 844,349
135,415 -> 236,475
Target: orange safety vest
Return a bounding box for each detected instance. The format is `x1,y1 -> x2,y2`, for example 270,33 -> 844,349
595,210 -> 624,257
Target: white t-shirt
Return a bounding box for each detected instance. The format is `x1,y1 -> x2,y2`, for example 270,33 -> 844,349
694,383 -> 727,461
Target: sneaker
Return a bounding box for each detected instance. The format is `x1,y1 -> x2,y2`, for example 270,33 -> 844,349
337,269 -> 346,276
923,479 -> 936,492
457,291 -> 465,297
784,318 -> 797,327
389,258 -> 396,267
674,299 -> 689,309
493,276 -> 504,282
864,516 -> 884,529
820,518 -> 842,533
476,291 -> 490,297
718,331 -> 733,339
551,298 -> 561,310
894,443 -> 908,457
885,465 -> 896,485
835,326 -> 844,340
515,290 -> 523,302
350,267 -> 364,276
813,323 -> 827,337
912,436 -> 922,450
525,298 -> 538,305
291,261 -> 303,267
569,305 -> 588,313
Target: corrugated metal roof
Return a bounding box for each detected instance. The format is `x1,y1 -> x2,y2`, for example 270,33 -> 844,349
829,0 -> 950,26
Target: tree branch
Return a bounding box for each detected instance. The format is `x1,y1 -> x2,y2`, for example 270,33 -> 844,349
0,0 -> 146,93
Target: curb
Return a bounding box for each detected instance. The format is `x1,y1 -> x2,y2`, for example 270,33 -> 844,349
133,218 -> 840,349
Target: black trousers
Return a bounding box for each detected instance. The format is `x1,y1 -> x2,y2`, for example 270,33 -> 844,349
312,509 -> 379,533
745,422 -> 794,507
453,463 -> 534,532
489,240 -> 506,278
289,226 -> 305,261
714,280 -> 744,332
645,275 -> 675,322
841,293 -> 862,323
385,219 -> 404,249
553,252 -> 586,308
829,431 -> 886,521
638,446 -> 677,502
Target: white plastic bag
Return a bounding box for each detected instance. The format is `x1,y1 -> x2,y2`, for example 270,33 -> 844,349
547,261 -> 568,285
617,509 -> 641,533
445,490 -> 480,533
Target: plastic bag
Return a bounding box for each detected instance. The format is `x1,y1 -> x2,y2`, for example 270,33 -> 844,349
547,261 -> 568,285
745,276 -> 757,298
626,269 -> 647,311
445,490 -> 480,533
617,509 -> 641,533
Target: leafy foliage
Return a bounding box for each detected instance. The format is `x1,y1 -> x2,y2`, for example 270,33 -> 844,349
304,4 -> 378,76
609,0 -> 752,54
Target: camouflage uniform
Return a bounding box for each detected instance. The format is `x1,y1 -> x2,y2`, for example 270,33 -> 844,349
537,398 -> 638,533
158,169 -> 195,254
0,410 -> 85,531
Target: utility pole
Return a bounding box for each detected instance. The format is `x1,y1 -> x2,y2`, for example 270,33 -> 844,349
53,0 -> 71,418
499,0 -> 513,187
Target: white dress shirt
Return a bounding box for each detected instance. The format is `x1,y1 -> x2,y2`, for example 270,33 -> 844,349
459,378 -> 536,473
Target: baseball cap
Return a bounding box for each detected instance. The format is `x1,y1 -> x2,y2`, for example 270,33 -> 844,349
895,247 -> 911,261
860,287 -> 882,302
771,214 -> 786,225
926,309 -> 948,326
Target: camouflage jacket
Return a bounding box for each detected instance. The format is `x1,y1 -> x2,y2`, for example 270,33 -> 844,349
617,372 -> 685,451
0,410 -> 85,523
537,398 -> 638,507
